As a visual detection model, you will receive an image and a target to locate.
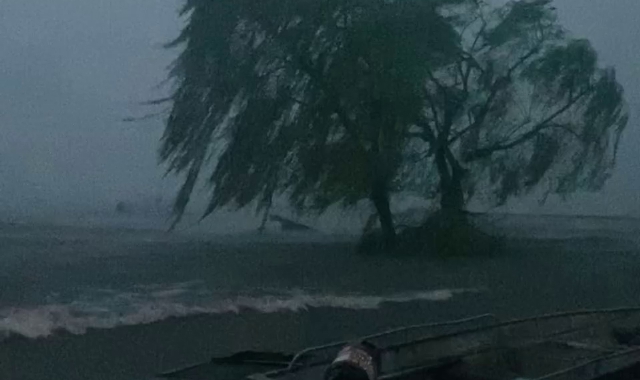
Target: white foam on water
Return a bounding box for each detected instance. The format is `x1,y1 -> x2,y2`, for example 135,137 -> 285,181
0,284 -> 480,339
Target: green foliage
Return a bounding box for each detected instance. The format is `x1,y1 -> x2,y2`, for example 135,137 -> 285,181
160,0 -> 628,232
400,0 -> 628,209
485,0 -> 559,47
161,0 -> 460,225
522,39 -> 597,102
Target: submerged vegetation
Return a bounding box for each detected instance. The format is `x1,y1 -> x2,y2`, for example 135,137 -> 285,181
159,0 -> 628,255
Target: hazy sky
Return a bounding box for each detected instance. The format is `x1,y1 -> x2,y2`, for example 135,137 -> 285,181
0,0 -> 180,215
0,0 -> 638,218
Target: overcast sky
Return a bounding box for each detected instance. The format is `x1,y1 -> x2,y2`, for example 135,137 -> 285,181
0,0 -> 180,215
0,0 -> 638,219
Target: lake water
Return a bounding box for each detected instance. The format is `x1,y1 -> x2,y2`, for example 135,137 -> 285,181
1,214 -> 639,379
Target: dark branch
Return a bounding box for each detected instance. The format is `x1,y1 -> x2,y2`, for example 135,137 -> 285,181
469,18 -> 487,53
448,40 -> 545,146
140,97 -> 173,106
123,109 -> 168,123
448,77 -> 504,144
456,60 -> 469,95
506,42 -> 543,77
465,90 -> 590,161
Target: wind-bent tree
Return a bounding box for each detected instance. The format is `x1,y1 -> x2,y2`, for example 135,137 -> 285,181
401,0 -> 628,214
161,0 -> 628,253
161,0 -> 460,248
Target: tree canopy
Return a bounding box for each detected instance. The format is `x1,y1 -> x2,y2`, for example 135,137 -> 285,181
400,0 -> 628,212
161,0 -> 628,247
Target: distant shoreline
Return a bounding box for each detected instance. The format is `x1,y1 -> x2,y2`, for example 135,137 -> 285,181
2,210 -> 639,235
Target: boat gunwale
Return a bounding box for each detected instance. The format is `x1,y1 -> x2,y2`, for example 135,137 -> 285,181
261,307 -> 640,380
386,307 -> 640,351
533,345 -> 640,380
161,307 -> 640,380
284,314 -> 498,371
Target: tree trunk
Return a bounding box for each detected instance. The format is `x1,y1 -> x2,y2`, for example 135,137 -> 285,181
370,177 -> 396,251
367,98 -> 396,251
440,171 -> 464,212
258,191 -> 274,233
436,148 -> 465,214
258,209 -> 269,233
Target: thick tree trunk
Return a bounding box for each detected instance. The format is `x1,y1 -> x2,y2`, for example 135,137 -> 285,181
371,177 -> 396,250
436,148 -> 465,214
367,98 -> 397,251
435,96 -> 467,214
440,172 -> 464,212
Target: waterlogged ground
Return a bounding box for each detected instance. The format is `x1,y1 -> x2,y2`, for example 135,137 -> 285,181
1,214 -> 639,379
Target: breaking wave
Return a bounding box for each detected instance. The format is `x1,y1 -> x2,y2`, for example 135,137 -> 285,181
0,282 -> 479,339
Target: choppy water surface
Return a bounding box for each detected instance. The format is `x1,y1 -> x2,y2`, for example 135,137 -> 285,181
1,214 -> 639,340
